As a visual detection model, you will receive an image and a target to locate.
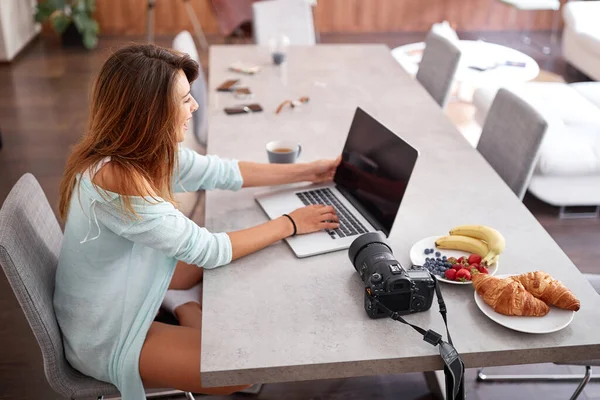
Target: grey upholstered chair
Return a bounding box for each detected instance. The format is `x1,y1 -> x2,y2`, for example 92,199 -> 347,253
477,88 -> 548,200
173,30 -> 208,148
0,173 -> 194,400
252,0 -> 317,46
416,30 -> 462,109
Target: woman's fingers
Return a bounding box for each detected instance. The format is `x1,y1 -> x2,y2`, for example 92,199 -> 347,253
321,221 -> 340,230
320,213 -> 338,222
315,204 -> 336,214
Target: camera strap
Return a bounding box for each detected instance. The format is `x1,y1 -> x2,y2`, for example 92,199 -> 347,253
366,275 -> 465,400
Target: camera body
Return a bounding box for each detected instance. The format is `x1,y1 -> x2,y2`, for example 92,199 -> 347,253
349,232 -> 435,319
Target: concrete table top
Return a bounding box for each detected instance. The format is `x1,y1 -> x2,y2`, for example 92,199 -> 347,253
201,44 -> 600,387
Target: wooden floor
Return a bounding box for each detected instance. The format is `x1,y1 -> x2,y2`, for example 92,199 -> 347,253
1,31 -> 599,400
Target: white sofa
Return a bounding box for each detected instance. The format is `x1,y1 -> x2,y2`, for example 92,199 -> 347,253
563,1 -> 600,81
473,82 -> 600,211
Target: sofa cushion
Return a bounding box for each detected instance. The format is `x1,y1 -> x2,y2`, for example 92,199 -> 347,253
537,122 -> 600,176
563,1 -> 600,33
563,1 -> 600,58
571,82 -> 600,110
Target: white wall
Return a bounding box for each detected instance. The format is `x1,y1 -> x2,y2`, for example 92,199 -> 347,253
0,0 -> 41,62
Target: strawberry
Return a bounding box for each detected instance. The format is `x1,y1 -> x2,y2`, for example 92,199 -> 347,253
469,263 -> 478,271
479,266 -> 489,274
456,268 -> 471,281
452,264 -> 463,271
457,256 -> 465,263
445,269 -> 457,281
468,254 -> 482,265
447,257 -> 458,265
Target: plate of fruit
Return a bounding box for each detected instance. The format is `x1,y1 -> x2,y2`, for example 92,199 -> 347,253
409,225 -> 504,285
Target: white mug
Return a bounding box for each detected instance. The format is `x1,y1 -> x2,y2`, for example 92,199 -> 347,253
266,140 -> 302,164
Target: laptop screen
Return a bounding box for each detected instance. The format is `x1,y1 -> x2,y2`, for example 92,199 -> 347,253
333,108 -> 419,236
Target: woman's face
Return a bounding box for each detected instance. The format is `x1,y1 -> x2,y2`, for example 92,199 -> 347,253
175,69 -> 199,142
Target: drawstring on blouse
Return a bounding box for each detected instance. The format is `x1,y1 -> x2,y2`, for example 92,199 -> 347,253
80,200 -> 102,244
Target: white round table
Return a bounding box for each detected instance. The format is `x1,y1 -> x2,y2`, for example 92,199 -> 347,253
391,40 -> 540,98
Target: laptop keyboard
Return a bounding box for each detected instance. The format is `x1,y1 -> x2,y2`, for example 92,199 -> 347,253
296,188 -> 368,239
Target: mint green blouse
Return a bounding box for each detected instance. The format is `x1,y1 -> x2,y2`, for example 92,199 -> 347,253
53,147 -> 243,399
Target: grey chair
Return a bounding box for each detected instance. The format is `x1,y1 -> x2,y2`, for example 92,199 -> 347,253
173,30 -> 208,148
477,88 -> 548,200
0,173 -> 194,400
252,0 -> 317,46
416,30 -> 462,109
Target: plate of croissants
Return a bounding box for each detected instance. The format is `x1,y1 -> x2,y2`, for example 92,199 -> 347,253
472,271 -> 581,334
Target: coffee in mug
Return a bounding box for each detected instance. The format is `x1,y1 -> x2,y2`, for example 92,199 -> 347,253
266,141 -> 302,163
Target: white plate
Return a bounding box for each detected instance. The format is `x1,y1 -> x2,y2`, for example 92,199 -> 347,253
409,235 -> 498,285
474,274 -> 575,334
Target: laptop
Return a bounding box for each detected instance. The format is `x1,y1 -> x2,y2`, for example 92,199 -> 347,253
255,107 -> 419,258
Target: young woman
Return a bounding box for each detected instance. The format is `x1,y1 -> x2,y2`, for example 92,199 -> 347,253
54,44 -> 340,399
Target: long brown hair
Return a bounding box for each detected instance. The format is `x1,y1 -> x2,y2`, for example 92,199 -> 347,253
59,44 -> 198,221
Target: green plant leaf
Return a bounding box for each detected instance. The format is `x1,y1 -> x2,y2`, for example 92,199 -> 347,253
86,0 -> 96,13
82,32 -> 98,49
73,0 -> 86,14
51,11 -> 71,34
72,12 -> 84,32
73,13 -> 99,35
34,2 -> 57,23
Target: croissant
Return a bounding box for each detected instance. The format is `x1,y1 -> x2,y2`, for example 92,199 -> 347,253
472,273 -> 550,317
511,271 -> 580,311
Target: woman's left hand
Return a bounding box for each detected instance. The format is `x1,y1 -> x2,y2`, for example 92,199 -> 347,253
306,156 -> 342,184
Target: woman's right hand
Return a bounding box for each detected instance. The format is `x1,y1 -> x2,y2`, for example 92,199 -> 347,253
287,205 -> 339,235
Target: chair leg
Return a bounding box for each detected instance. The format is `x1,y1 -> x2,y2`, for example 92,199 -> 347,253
97,397 -> 104,400
183,0 -> 209,51
477,366 -> 596,383
184,392 -> 196,400
147,0 -> 156,44
570,366 -> 592,400
550,7 -> 561,46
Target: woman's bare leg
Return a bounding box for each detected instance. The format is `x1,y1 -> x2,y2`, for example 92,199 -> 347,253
165,261 -> 204,328
174,301 -> 202,329
139,322 -> 250,394
169,261 -> 204,290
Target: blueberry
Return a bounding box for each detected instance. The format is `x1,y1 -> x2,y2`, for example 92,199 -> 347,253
423,249 -> 428,255
442,256 -> 447,261
436,257 -> 441,261
445,262 -> 452,267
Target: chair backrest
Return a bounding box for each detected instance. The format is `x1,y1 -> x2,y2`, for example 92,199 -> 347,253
0,173 -> 118,399
416,30 -> 462,108
173,30 -> 208,147
477,89 -> 549,200
252,0 -> 316,46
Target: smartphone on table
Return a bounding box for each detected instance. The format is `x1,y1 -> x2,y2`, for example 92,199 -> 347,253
224,104 -> 263,115
216,79 -> 240,92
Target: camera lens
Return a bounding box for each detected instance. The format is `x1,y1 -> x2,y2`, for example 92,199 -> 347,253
348,232 -> 391,268
348,232 -> 396,283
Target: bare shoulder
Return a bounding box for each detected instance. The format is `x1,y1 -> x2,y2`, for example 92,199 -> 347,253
93,162 -> 156,196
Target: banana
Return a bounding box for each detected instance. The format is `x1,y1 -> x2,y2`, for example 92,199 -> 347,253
449,225 -> 505,265
435,235 -> 489,257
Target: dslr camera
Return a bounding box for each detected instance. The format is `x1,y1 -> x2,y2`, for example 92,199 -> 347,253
348,232 -> 435,319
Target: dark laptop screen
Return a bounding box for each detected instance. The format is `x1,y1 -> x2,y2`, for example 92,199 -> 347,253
333,108 -> 418,236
